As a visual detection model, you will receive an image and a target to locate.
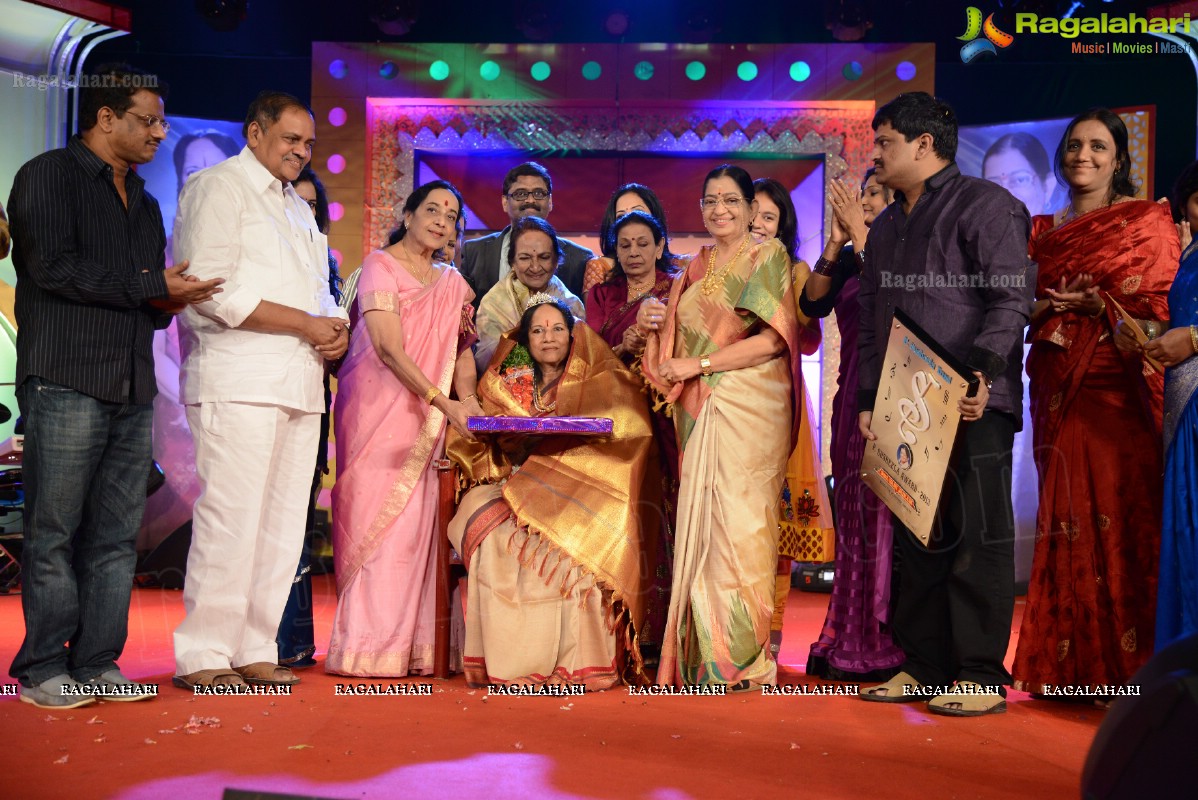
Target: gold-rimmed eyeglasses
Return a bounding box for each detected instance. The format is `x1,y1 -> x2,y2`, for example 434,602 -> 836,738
124,112 -> 171,133
700,195 -> 744,211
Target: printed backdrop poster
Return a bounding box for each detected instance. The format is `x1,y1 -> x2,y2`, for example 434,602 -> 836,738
860,310 -> 979,546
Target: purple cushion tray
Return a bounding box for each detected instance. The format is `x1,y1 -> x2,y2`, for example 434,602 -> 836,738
466,416 -> 614,435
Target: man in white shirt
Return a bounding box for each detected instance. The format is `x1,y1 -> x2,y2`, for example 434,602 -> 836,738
171,91 -> 348,689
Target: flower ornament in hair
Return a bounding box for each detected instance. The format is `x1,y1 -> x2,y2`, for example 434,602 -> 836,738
524,292 -> 556,310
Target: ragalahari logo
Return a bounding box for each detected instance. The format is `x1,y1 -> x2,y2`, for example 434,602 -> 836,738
958,7 -> 1015,62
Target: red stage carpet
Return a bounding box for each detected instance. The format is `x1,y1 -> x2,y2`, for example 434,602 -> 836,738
0,578 -> 1102,799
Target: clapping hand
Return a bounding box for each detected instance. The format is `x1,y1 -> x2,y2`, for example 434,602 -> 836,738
829,179 -> 867,247
1044,273 -> 1102,315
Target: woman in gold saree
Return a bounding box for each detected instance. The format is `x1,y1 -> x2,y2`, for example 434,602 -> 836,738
638,164 -> 803,688
447,297 -> 658,689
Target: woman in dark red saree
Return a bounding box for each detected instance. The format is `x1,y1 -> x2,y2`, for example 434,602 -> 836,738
1014,109 -> 1179,693
585,210 -> 680,653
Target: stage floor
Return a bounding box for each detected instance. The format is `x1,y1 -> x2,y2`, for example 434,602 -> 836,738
0,577 -> 1103,800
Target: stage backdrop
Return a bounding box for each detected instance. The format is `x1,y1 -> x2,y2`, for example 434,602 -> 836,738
312,41 -> 937,475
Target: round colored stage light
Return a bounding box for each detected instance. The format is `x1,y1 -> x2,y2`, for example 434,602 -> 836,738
328,107 -> 347,127
331,249 -> 342,266
429,60 -> 450,81
379,61 -> 398,80
480,60 -> 501,81
328,202 -> 344,222
843,61 -> 863,81
634,60 -> 654,80
531,61 -> 551,81
896,61 -> 916,81
685,61 -> 706,81
737,61 -> 758,81
328,60 -> 348,80
582,60 -> 602,80
327,154 -> 346,175
789,61 -> 811,82
604,11 -> 629,37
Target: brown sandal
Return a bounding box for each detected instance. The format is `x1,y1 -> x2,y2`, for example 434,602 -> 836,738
233,662 -> 300,686
172,669 -> 247,690
860,671 -> 925,703
927,681 -> 1007,716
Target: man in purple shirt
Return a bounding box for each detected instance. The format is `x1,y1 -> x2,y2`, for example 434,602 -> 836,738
855,93 -> 1034,716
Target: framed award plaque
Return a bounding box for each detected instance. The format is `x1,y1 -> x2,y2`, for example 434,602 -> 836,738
860,308 -> 980,546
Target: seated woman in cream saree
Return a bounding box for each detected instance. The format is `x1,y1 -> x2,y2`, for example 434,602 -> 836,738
447,296 -> 659,689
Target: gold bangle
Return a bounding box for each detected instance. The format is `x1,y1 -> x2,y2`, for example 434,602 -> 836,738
423,385 -> 442,404
1090,298 -> 1107,318
699,355 -> 713,377
1190,325 -> 1198,354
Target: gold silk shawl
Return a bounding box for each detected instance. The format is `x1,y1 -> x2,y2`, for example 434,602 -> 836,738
447,323 -> 659,669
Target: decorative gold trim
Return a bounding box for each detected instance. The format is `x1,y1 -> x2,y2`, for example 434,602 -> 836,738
361,289 -> 400,313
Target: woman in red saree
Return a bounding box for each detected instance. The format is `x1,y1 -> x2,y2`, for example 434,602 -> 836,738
1014,109 -> 1179,693
585,210 -> 679,651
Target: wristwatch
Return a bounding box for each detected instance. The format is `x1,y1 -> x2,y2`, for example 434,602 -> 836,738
699,356 -> 713,377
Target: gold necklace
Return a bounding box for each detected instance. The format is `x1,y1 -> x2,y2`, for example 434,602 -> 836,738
399,242 -> 434,285
700,236 -> 749,296
626,277 -> 655,301
532,379 -> 557,413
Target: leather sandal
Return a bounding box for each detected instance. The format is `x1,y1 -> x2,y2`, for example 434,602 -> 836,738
172,669 -> 247,690
860,671 -> 925,703
233,662 -> 300,686
927,681 -> 1007,717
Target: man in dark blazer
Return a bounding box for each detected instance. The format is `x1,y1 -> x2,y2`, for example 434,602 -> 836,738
460,161 -> 593,303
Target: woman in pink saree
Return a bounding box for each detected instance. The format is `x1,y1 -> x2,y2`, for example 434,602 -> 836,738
327,180 -> 481,676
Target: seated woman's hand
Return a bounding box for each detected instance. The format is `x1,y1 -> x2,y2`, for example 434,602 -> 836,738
620,325 -> 646,356
443,399 -> 477,442
461,395 -> 485,418
658,357 -> 701,384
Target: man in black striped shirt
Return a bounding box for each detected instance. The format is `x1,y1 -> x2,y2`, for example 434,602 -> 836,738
6,64 -> 223,709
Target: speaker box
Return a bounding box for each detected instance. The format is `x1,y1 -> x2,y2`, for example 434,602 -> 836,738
1081,633 -> 1198,798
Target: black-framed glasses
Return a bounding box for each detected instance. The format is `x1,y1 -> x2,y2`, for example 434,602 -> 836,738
507,189 -> 550,201
124,112 -> 171,133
